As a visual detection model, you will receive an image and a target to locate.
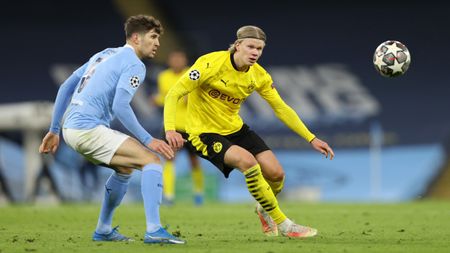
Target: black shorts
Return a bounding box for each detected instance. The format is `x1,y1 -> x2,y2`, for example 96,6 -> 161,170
185,124 -> 270,178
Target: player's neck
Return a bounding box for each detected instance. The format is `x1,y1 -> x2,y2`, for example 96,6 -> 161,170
231,53 -> 250,72
125,43 -> 143,59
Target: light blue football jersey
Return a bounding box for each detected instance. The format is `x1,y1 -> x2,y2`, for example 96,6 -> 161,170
63,45 -> 146,130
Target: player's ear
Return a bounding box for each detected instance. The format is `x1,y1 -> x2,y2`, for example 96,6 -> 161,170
235,41 -> 241,51
130,32 -> 140,45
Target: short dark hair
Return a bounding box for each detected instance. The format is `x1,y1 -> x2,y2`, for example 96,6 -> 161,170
124,15 -> 163,38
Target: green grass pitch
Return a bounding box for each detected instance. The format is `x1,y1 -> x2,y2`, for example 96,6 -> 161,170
1,201 -> 450,253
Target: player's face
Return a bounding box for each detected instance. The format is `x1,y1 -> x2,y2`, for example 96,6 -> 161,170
235,38 -> 265,66
168,52 -> 188,72
137,29 -> 161,59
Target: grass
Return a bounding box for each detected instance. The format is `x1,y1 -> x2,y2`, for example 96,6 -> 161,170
1,201 -> 450,253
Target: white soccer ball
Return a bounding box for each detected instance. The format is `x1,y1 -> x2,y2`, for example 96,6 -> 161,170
373,40 -> 411,77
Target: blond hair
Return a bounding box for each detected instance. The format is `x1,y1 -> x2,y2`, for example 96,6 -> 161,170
228,25 -> 266,53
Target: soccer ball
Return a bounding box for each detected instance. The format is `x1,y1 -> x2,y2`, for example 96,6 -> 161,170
373,40 -> 411,77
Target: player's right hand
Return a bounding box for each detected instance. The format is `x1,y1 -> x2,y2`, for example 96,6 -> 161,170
147,138 -> 175,160
165,130 -> 185,150
39,132 -> 60,154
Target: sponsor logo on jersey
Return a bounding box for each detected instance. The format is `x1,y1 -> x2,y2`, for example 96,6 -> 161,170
208,89 -> 243,104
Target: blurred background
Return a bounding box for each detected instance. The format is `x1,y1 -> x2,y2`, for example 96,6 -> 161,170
1,0 -> 449,204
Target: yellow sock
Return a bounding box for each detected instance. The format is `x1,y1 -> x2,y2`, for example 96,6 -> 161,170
163,161 -> 175,200
244,164 -> 287,224
191,166 -> 204,194
266,176 -> 285,196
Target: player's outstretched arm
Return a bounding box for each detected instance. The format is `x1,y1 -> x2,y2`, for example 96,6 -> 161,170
310,137 -> 334,160
39,132 -> 60,154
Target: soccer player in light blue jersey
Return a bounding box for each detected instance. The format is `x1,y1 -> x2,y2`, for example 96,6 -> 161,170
39,15 -> 185,244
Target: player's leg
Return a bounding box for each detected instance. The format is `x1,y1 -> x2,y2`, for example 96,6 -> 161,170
256,150 -> 285,196
192,130 -> 286,231
224,145 -> 287,227
162,160 -> 175,205
250,151 -> 284,236
255,150 -> 317,238
233,125 -> 317,238
180,131 -> 205,205
63,127 -> 134,241
93,166 -> 133,241
64,126 -> 183,243
162,126 -> 176,205
228,126 -> 280,236
189,152 -> 204,205
110,137 -> 185,244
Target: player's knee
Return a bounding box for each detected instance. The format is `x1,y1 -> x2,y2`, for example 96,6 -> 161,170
141,152 -> 161,167
264,164 -> 284,181
115,167 -> 133,175
237,153 -> 258,170
270,169 -> 285,182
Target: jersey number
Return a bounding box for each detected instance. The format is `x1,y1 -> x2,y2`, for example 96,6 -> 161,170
77,57 -> 104,93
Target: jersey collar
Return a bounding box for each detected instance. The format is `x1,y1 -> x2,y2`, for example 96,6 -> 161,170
230,52 -> 250,72
124,44 -> 135,52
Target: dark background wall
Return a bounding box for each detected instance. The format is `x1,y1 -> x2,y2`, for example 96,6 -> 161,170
1,0 -> 449,146
1,0 -> 449,202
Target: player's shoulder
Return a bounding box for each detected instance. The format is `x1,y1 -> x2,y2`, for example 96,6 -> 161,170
194,51 -> 229,73
90,47 -> 121,62
198,51 -> 229,61
251,63 -> 271,78
119,46 -> 142,62
196,51 -> 229,66
118,47 -> 145,72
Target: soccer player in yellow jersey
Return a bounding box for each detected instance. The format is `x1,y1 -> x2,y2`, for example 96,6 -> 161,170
153,50 -> 204,205
164,25 -> 334,238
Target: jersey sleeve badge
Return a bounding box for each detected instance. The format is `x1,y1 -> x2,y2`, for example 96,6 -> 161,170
189,70 -> 200,80
130,76 -> 140,88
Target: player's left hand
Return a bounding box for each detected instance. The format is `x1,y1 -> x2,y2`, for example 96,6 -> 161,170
310,137 -> 334,160
39,132 -> 60,154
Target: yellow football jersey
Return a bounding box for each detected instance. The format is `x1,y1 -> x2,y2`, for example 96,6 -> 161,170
164,51 -> 315,142
155,67 -> 189,131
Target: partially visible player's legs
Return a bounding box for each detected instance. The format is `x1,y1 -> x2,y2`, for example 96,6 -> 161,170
140,163 -> 185,244
189,153 -> 204,205
225,145 -> 317,238
93,167 -> 133,241
141,163 -> 163,232
256,150 -> 285,195
252,150 -> 284,236
162,160 -> 175,205
109,137 -> 185,244
256,150 -> 317,238
224,146 -> 286,223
